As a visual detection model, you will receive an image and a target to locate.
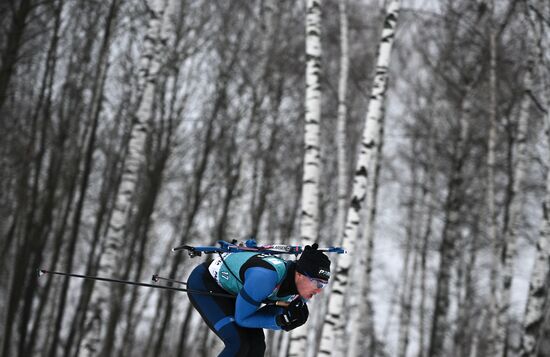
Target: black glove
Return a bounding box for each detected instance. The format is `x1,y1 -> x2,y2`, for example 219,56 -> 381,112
276,297 -> 309,331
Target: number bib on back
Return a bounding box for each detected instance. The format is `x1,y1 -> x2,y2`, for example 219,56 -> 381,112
208,252 -> 297,303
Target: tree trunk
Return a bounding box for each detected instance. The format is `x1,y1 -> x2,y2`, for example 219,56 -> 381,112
347,108 -> 384,357
26,158 -> 78,356
417,155 -> 435,357
397,139 -> 421,357
79,1 -> 170,355
297,0 -> 322,247
495,52 -> 532,357
41,2 -> 119,356
290,1 -> 323,355
318,2 -> 400,356
152,65 -> 232,356
428,96 -> 470,357
64,48 -> 135,357
469,310 -> 487,357
0,0 -> 33,113
519,3 -> 550,355
120,81 -> 177,357
486,1 -> 501,353
1,2 -> 62,356
336,0 -> 349,246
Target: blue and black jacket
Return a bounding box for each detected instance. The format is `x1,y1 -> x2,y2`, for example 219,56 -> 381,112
208,252 -> 299,329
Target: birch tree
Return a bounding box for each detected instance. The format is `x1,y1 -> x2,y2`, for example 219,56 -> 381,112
290,0 -> 323,355
309,1 -> 350,355
485,0 -> 501,354
520,102 -> 550,357
520,2 -> 550,355
318,1 -> 400,356
298,0 -> 323,247
347,107 -> 385,357
298,0 -> 322,248
79,1 -> 173,355
428,95 -> 471,357
494,35 -> 533,357
336,0 -> 350,248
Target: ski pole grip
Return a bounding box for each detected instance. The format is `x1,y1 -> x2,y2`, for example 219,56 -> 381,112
275,301 -> 290,308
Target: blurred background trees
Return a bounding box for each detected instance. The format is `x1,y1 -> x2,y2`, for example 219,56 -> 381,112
0,0 -> 548,356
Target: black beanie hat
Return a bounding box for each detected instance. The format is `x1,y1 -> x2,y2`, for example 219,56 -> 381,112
296,243 -> 331,281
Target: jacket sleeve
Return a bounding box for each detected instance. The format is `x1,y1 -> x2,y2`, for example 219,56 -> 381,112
234,267 -> 284,329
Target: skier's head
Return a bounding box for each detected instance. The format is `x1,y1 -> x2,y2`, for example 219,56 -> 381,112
295,243 -> 331,299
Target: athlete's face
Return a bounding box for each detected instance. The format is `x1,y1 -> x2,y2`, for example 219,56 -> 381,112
295,272 -> 326,300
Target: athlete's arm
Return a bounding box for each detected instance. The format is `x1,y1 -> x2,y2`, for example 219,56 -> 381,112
234,267 -> 283,329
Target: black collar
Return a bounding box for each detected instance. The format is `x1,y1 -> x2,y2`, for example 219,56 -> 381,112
277,261 -> 298,297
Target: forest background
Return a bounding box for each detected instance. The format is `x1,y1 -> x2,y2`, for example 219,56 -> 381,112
1,0 -> 549,357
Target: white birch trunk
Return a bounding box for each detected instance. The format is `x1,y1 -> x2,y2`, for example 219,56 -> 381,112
520,3 -> 550,354
279,332 -> 290,357
320,0 -> 349,355
336,0 -> 349,245
494,56 -> 532,357
520,128 -> 550,357
269,330 -> 280,357
486,5 -> 501,354
347,119 -> 383,357
79,1 -> 172,355
345,240 -> 367,357
290,0 -> 323,355
298,0 -> 322,246
318,2 -> 400,356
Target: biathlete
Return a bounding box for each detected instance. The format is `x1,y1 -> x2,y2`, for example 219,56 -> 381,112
186,243 -> 331,357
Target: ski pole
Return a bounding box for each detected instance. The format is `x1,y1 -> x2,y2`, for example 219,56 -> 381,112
38,269 -> 234,299
151,274 -> 187,285
39,269 -> 290,307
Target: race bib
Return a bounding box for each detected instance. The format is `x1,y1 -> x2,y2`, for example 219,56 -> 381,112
208,253 -> 229,284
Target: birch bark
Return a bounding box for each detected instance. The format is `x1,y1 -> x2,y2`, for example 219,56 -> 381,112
347,112 -> 384,357
290,0 -> 323,355
298,0 -> 322,247
520,118 -> 550,357
486,1 -> 501,354
495,52 -> 532,357
298,0 -> 322,248
305,2 -> 351,356
336,0 -> 350,246
520,2 -> 550,355
318,1 -> 400,356
314,0 -> 349,355
79,1 -> 172,355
